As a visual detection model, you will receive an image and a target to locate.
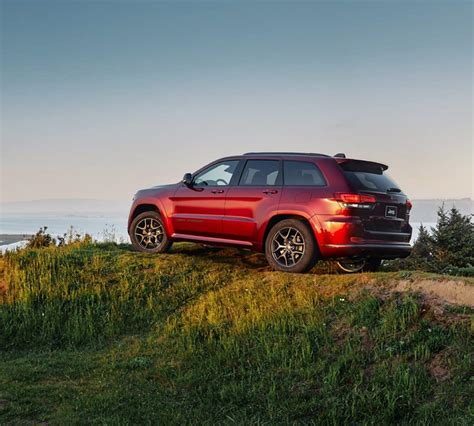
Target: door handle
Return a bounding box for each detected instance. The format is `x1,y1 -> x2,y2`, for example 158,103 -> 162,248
263,189 -> 278,194
211,189 -> 225,194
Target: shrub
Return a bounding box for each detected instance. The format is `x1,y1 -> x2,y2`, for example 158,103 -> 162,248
25,227 -> 56,248
386,206 -> 473,274
56,226 -> 93,247
25,227 -> 93,250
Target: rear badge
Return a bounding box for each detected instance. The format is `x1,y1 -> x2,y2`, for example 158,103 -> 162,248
385,206 -> 398,218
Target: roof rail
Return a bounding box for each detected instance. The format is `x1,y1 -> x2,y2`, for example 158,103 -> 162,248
243,152 -> 330,157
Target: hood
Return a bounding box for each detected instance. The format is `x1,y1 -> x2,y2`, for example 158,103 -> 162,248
134,183 -> 178,199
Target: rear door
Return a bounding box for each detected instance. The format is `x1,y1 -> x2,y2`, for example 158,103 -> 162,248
223,159 -> 282,243
339,160 -> 411,242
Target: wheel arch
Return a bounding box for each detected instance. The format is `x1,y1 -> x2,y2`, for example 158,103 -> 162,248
130,203 -> 160,219
128,203 -> 164,234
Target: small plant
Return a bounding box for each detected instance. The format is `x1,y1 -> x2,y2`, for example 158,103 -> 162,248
56,226 -> 93,247
25,227 -> 56,248
101,224 -> 119,243
25,227 -> 93,250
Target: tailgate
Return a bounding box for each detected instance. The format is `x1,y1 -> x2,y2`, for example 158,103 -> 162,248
338,159 -> 412,241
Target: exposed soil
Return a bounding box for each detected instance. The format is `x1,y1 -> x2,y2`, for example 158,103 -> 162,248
393,279 -> 474,308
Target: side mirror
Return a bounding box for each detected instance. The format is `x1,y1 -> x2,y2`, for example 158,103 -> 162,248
182,173 -> 193,187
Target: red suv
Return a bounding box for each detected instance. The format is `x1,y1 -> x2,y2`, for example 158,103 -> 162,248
128,153 -> 412,273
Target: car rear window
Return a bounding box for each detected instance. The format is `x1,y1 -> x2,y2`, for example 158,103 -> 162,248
283,161 -> 326,186
340,162 -> 401,193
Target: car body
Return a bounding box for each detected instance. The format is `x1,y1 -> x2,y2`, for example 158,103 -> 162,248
128,152 -> 412,272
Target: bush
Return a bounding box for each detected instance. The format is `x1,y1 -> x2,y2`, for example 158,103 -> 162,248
57,227 -> 93,247
439,265 -> 474,277
386,206 -> 473,274
25,227 -> 93,249
25,227 -> 56,248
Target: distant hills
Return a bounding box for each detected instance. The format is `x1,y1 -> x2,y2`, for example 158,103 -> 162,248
0,198 -> 472,223
0,199 -> 130,215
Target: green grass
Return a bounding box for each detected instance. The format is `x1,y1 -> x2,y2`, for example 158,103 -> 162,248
1,242 -> 473,424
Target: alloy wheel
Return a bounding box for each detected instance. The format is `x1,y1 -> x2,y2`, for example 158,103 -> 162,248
271,227 -> 306,267
337,259 -> 366,273
134,217 -> 164,250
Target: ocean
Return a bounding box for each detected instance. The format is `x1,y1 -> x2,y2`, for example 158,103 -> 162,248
0,213 -> 129,243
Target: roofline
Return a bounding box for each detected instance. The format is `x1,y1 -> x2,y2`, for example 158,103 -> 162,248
243,152 -> 330,157
242,152 -> 388,170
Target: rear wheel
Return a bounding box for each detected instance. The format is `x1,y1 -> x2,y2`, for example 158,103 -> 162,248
336,257 -> 382,273
364,258 -> 382,272
265,219 -> 318,273
130,211 -> 173,253
337,258 -> 366,273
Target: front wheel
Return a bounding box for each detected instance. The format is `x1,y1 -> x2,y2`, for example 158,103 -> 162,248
130,211 -> 173,253
265,219 -> 318,273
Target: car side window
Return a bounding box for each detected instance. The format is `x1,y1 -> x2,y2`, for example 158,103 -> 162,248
283,161 -> 326,186
193,160 -> 239,186
239,160 -> 281,186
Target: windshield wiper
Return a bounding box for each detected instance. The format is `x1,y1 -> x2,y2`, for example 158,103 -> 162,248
387,187 -> 401,193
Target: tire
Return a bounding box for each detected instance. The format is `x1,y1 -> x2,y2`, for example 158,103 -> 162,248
265,219 -> 318,273
364,258 -> 382,272
130,211 -> 173,254
336,257 -> 382,273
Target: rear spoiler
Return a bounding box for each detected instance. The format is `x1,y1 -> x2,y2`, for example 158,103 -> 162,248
334,158 -> 388,173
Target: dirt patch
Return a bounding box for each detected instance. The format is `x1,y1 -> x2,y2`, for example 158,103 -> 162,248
393,279 -> 474,307
429,350 -> 453,382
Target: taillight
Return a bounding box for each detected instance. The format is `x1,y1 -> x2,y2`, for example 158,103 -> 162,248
334,193 -> 376,209
406,199 -> 413,212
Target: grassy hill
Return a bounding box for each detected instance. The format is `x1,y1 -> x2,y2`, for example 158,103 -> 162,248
1,242 -> 473,424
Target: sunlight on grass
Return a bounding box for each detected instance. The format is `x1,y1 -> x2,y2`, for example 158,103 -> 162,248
0,242 -> 473,424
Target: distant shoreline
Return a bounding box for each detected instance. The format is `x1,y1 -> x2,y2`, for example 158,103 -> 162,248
0,234 -> 32,247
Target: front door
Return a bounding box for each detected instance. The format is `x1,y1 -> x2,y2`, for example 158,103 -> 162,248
170,159 -> 240,238
223,159 -> 282,244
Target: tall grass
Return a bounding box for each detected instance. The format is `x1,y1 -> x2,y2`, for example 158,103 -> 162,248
0,242 -> 473,424
0,242 -> 233,348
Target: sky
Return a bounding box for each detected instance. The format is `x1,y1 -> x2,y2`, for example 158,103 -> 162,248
1,0 -> 472,203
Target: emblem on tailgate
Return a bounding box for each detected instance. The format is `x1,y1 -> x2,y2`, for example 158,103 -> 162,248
385,206 -> 398,218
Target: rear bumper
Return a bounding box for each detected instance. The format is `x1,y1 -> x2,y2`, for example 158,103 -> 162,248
312,213 -> 412,260
321,242 -> 412,259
